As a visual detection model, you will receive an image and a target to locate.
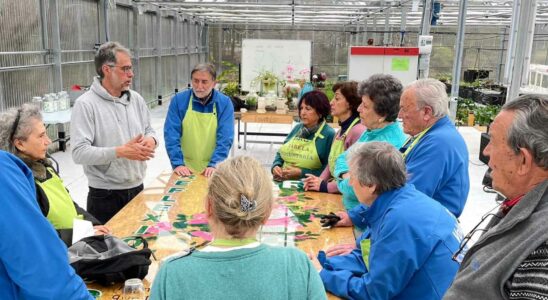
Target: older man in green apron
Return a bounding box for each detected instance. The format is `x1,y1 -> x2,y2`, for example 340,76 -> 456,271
164,63 -> 234,177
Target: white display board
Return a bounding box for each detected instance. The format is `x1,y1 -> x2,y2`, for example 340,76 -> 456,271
348,47 -> 419,86
241,39 -> 312,92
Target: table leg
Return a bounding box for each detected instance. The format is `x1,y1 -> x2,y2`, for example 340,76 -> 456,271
244,122 -> 248,150
58,124 -> 66,152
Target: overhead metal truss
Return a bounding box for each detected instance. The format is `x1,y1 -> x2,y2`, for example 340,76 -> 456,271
133,0 -> 548,28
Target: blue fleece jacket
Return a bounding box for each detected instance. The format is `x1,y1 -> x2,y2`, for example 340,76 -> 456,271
0,151 -> 91,300
164,89 -> 234,169
404,116 -> 469,217
334,121 -> 406,210
320,184 -> 462,300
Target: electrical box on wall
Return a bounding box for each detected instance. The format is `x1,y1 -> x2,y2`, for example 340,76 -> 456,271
348,47 -> 419,85
418,35 -> 433,54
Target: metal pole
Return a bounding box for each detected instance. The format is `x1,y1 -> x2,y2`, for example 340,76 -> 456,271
155,7 -> 163,102
400,4 -> 408,46
39,0 -> 49,66
174,16 -> 179,91
362,14 -> 368,45
204,24 -> 210,63
372,13 -> 378,44
97,0 -> 109,43
506,0 -> 537,103
418,0 -> 433,79
218,26 -> 224,76
50,0 -> 62,92
503,0 -> 520,86
383,0 -> 390,46
185,16 -> 191,86
496,27 -> 506,84
449,0 -> 468,122
130,5 -> 141,93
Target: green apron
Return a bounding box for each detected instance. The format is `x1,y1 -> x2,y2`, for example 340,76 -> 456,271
36,168 -> 79,229
279,121 -> 326,171
181,95 -> 218,174
360,238 -> 372,270
328,118 -> 360,175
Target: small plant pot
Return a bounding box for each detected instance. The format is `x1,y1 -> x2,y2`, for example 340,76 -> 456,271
467,113 -> 475,127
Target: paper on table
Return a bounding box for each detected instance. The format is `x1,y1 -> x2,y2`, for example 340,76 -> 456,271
72,219 -> 95,245
282,180 -> 301,189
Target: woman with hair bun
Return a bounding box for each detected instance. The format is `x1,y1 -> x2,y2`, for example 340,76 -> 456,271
151,156 -> 326,300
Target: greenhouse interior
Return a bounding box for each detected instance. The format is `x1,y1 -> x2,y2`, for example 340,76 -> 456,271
1,0 -> 548,299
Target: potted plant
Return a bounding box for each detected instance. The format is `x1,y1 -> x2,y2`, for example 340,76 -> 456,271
246,95 -> 258,111
253,70 -> 281,95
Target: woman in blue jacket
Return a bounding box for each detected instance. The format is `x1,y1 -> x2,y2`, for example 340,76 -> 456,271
318,142 -> 462,300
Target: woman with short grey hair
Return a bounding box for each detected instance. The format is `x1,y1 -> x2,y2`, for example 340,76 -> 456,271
318,142 -> 462,299
0,103 -> 109,246
332,74 -> 407,211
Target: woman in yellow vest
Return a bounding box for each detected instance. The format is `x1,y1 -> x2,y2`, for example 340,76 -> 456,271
272,91 -> 335,181
0,104 -> 109,246
303,81 -> 366,193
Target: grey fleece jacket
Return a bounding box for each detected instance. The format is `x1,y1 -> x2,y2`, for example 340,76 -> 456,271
444,180 -> 548,299
70,77 -> 157,190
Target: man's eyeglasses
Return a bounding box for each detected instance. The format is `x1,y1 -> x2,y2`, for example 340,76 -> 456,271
108,65 -> 133,74
452,212 -> 502,263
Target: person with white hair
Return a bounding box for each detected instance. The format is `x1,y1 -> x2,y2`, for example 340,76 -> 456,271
396,78 -> 469,218
318,142 -> 461,299
444,94 -> 548,299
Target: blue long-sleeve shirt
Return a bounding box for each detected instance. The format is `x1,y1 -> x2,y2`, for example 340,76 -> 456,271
349,117 -> 469,228
0,151 -> 92,300
164,89 -> 234,169
334,121 -> 406,210
320,184 -> 461,300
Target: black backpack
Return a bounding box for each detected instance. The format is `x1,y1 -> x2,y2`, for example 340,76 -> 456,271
68,235 -> 152,285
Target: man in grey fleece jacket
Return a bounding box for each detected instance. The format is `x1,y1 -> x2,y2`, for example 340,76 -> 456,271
70,42 -> 157,224
444,95 -> 548,299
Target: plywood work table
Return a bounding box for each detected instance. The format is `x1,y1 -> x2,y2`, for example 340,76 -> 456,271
234,111 -> 298,150
87,172 -> 353,299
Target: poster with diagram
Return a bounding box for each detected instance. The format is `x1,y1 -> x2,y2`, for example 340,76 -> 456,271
241,39 -> 312,92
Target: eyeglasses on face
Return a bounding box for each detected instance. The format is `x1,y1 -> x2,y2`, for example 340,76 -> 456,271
452,212 -> 502,263
108,65 -> 133,73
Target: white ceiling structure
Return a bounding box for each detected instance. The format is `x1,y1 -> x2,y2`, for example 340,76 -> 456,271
133,0 -> 548,28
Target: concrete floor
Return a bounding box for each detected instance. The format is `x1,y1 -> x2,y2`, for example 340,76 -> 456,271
51,100 -> 496,235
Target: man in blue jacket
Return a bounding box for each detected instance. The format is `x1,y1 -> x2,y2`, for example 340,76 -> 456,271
0,151 -> 92,300
317,142 -> 462,300
164,63 -> 234,177
396,78 -> 469,218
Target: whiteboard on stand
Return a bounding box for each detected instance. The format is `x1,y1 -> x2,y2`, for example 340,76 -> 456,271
241,39 -> 312,92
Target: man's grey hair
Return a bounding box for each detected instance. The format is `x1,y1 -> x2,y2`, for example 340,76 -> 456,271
191,63 -> 217,80
0,103 -> 43,154
347,141 -> 407,194
95,41 -> 131,79
503,94 -> 548,170
404,78 -> 449,118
